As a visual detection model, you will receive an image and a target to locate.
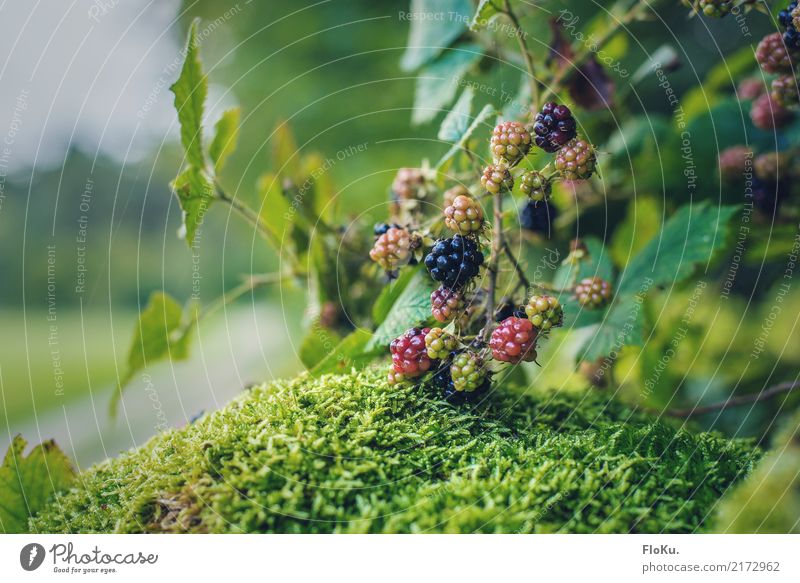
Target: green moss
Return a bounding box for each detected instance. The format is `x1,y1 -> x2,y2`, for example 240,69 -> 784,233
33,370 -> 757,533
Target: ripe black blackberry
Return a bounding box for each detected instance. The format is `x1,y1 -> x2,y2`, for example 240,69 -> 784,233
779,2 -> 800,49
751,177 -> 786,215
532,102 -> 577,153
424,235 -> 484,290
520,200 -> 558,237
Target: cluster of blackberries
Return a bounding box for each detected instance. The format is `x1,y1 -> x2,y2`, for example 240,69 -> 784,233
424,235 -> 484,290
779,2 -> 800,49
532,102 -> 577,152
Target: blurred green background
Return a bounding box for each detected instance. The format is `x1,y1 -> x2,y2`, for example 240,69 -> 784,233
0,0 -> 796,465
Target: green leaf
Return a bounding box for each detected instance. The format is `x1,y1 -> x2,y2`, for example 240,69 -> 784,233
172,167 -> 215,246
114,292 -> 197,413
299,321 -> 343,371
366,270 -> 438,351
170,19 -> 207,170
400,0 -> 473,71
610,196 -> 662,268
412,44 -> 483,125
470,0 -> 502,31
502,74 -> 531,120
554,238 -> 614,329
272,121 -> 302,183
310,329 -> 376,376
577,297 -> 645,362
208,107 -> 240,173
436,102 -> 497,170
372,266 -> 420,324
0,436 -> 75,533
616,202 -> 739,297
437,87 -> 474,142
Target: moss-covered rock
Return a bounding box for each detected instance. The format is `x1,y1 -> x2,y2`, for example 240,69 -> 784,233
33,370 -> 758,533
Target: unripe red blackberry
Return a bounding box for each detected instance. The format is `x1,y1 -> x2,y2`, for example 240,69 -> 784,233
524,295 -> 564,333
489,316 -> 538,364
390,327 -> 432,378
490,121 -> 532,166
480,163 -> 514,194
755,33 -> 798,74
718,146 -> 753,182
532,102 -> 577,152
750,92 -> 794,130
443,184 -> 469,209
370,227 -> 412,271
444,194 -> 484,235
771,75 -> 800,107
424,328 -> 458,360
450,351 -> 489,393
518,170 -> 552,202
392,167 -> 426,200
430,286 -> 464,323
555,138 -> 597,180
738,78 -> 765,101
574,277 -> 613,309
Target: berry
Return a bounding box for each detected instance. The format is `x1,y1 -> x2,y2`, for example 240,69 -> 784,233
750,92 -> 794,131
387,370 -> 407,386
424,235 -> 484,289
518,171 -> 552,202
390,327 -> 432,378
755,32 -> 797,74
490,316 -> 538,364
718,146 -> 753,182
392,168 -> 426,200
430,286 -> 464,323
754,152 -> 787,183
490,121 -> 531,166
443,184 -> 469,209
494,302 -> 527,322
779,2 -> 800,49
424,328 -> 458,360
532,102 -> 577,153
444,195 -> 484,235
450,351 -> 489,393
370,227 -> 413,271
574,277 -> 613,309
771,75 -> 800,107
738,78 -> 765,101
374,222 -> 400,237
520,200 -> 558,236
555,138 -> 597,180
480,163 -> 514,194
525,295 -> 564,333
696,0 -> 732,17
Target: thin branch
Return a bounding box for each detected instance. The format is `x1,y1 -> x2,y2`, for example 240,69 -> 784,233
664,382 -> 800,418
502,0 -> 539,111
482,192 -> 504,341
215,184 -> 282,249
502,240 -> 530,290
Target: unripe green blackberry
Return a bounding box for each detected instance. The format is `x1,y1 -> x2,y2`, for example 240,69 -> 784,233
755,32 -> 797,74
480,163 -> 514,194
430,286 -> 464,323
424,328 -> 458,360
718,146 -> 753,182
574,277 -> 613,309
555,138 -> 596,180
771,75 -> 800,107
392,167 -> 426,200
450,351 -> 489,393
444,194 -> 484,235
699,0 -> 732,17
751,92 -> 794,130
443,184 -> 469,209
490,121 -> 532,166
518,171 -> 552,202
524,294 -> 564,333
369,227 -> 412,271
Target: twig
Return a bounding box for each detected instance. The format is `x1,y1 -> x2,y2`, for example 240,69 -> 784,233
215,184 -> 282,249
502,240 -> 531,290
664,381 -> 800,418
482,192 -> 504,341
502,0 -> 539,110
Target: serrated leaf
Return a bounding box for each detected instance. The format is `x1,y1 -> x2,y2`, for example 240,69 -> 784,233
310,329 -> 376,376
170,19 -> 207,170
172,167 -> 215,246
0,436 -> 75,533
502,74 -> 531,120
114,292 -> 197,413
400,0 -> 473,71
470,0 -> 502,31
372,266 -> 420,324
436,102 -> 497,170
208,107 -> 240,173
616,202 -> 739,297
366,270 -> 437,351
413,44 -> 483,125
577,297 -> 645,362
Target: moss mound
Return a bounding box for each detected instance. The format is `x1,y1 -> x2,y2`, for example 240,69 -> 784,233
33,370 -> 757,533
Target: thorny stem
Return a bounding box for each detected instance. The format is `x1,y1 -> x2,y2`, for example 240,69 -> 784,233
482,191 -> 504,340
502,0 -> 539,110
664,381 -> 800,418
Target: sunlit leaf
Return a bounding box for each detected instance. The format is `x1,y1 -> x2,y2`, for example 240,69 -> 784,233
413,44 -> 483,125
400,0 -> 473,71
366,269 -> 437,351
170,19 -> 207,170
208,107 -> 241,173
